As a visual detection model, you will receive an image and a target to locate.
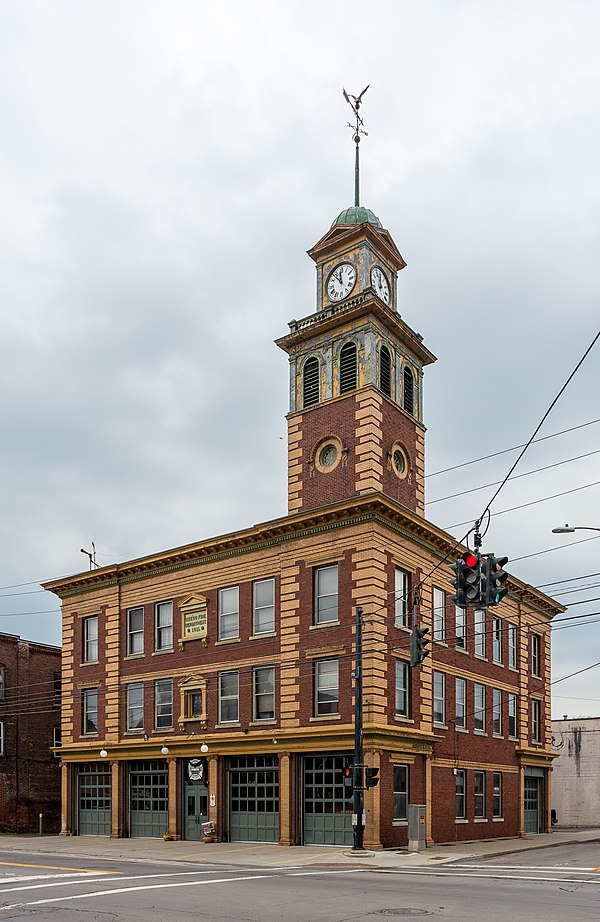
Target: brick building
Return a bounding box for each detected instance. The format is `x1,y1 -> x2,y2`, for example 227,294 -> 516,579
43,193 -> 562,845
0,633 -> 62,833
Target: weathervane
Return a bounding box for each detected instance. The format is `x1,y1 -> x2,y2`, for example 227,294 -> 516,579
342,84 -> 369,207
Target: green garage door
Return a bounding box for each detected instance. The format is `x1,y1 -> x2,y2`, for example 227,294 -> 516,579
228,755 -> 279,842
78,763 -> 111,835
303,754 -> 353,846
129,760 -> 168,838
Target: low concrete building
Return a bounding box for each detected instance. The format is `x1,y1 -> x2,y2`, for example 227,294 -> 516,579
551,717 -> 600,827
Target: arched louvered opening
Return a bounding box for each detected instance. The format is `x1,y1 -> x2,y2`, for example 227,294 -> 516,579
380,345 -> 392,397
403,366 -> 415,416
339,342 -> 357,394
303,357 -> 320,408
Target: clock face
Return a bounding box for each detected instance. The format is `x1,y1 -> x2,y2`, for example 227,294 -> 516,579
327,263 -> 357,302
371,266 -> 390,305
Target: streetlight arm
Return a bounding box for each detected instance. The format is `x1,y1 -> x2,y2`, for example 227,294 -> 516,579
552,524 -> 600,534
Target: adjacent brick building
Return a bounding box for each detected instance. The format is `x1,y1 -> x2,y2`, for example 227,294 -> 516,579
43,195 -> 562,846
0,633 -> 62,833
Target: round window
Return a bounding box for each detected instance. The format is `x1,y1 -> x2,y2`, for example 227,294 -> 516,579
319,444 -> 338,469
391,442 -> 409,480
314,437 -> 343,474
393,449 -> 405,475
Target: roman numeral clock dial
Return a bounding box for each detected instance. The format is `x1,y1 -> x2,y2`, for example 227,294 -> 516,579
327,262 -> 356,301
371,266 -> 390,305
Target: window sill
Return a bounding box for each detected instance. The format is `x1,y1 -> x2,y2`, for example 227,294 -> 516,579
310,621 -> 340,630
433,639 -> 447,646
310,714 -> 341,722
433,722 -> 448,730
217,722 -> 241,728
152,649 -> 174,656
250,719 -> 276,726
492,659 -> 502,666
394,715 -> 413,724
394,623 -> 410,632
392,820 -> 408,827
474,729 -> 487,736
455,818 -> 469,824
250,632 -> 276,641
79,661 -> 99,667
492,817 -> 504,823
455,645 -> 468,654
154,727 -> 174,734
474,653 -> 487,662
125,653 -> 145,660
215,638 -> 241,646
474,817 -> 488,823
508,735 -> 518,742
125,730 -> 145,736
508,665 -> 518,672
493,733 -> 503,739
455,726 -> 468,734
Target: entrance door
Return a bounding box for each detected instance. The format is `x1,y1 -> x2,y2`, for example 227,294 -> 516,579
184,785 -> 208,840
524,777 -> 542,833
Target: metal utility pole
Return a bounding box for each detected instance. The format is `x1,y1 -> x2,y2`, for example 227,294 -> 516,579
352,604 -> 364,852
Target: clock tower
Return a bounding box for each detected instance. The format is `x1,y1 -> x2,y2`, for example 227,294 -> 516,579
276,92 -> 436,517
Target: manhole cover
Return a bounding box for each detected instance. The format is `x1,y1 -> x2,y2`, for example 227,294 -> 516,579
375,911 -> 430,917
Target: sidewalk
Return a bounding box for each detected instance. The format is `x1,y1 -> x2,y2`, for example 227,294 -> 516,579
0,827 -> 598,870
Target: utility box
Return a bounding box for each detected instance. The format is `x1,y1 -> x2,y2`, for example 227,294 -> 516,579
408,804 -> 426,852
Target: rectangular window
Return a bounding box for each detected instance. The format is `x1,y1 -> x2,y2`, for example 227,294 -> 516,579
508,624 -> 517,668
532,699 -> 541,743
474,609 -> 485,657
82,688 -> 98,735
455,768 -> 466,819
0,666 -> 5,699
433,670 -> 445,725
493,772 -> 503,818
0,722 -> 4,756
394,568 -> 409,628
253,578 -> 275,634
395,660 -> 409,718
508,692 -> 517,738
455,677 -> 466,730
474,770 -> 486,818
53,725 -> 61,757
83,616 -> 98,663
127,682 -> 144,732
219,671 -> 239,723
393,765 -> 409,821
155,601 -> 173,651
53,672 -> 62,708
433,587 -> 446,641
186,690 -> 204,719
315,564 -> 338,624
314,658 -> 339,716
218,587 -> 239,640
474,683 -> 485,732
455,606 -> 466,649
155,679 -> 173,730
253,666 -> 275,721
127,606 -> 144,655
492,616 -> 502,663
531,634 -> 541,677
492,688 -> 502,736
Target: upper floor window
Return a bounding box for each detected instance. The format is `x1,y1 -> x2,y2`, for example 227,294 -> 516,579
433,587 -> 446,641
492,688 -> 502,735
303,357 -> 320,407
455,769 -> 466,819
474,609 -> 486,657
531,698 -> 542,743
53,672 -> 62,708
531,633 -> 541,677
0,665 -> 5,699
379,345 -> 392,397
127,607 -> 144,655
314,658 -> 339,716
155,678 -> 173,730
474,683 -> 485,731
314,564 -> 338,624
455,677 -> 466,729
218,670 -> 239,723
394,568 -> 409,628
508,692 -> 518,738
82,688 -> 98,735
395,660 -> 409,718
155,601 -> 173,651
219,586 -> 239,641
83,616 -> 98,663
339,342 -> 357,394
393,765 -> 409,821
433,671 -> 445,725
253,578 -> 275,635
253,666 -> 275,721
53,725 -> 61,757
492,617 -> 502,663
455,606 -> 466,649
508,623 -> 517,668
127,683 -> 144,732
474,770 -> 486,818
403,366 -> 415,415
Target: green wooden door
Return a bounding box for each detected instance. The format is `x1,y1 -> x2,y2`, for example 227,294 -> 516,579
184,785 -> 208,841
302,754 -> 353,846
78,763 -> 111,835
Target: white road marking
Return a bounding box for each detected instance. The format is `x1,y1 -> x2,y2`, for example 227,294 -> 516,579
375,869 -> 600,885
445,864 -> 600,872
0,874 -> 92,884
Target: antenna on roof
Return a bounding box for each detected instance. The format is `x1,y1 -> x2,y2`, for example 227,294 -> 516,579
80,543 -> 99,570
342,84 -> 369,207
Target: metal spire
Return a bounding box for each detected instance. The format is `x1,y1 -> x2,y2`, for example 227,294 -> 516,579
342,85 -> 369,207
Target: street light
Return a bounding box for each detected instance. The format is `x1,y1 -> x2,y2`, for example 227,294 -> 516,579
552,524 -> 600,533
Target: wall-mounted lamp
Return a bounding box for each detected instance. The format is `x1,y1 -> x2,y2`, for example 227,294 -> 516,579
272,738 -> 278,745
200,743 -> 209,753
160,746 -> 169,755
99,749 -> 108,758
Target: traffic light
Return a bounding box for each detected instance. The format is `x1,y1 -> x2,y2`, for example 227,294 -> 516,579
410,624 -> 430,667
365,767 -> 380,789
342,763 -> 353,791
450,551 -> 481,608
481,555 -> 509,607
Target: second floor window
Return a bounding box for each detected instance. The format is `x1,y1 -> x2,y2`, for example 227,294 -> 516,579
531,634 -> 541,677
532,699 -> 541,743
127,683 -> 144,732
433,671 -> 445,725
474,683 -> 485,731
155,601 -> 173,651
455,606 -> 466,649
83,616 -> 98,663
82,688 -> 98,735
253,579 -> 275,634
492,617 -> 502,663
127,607 -> 144,655
315,564 -> 338,624
219,586 -> 239,640
433,588 -> 445,641
394,568 -> 409,628
508,692 -> 517,738
219,671 -> 239,723
474,609 -> 486,657
395,660 -> 409,718
155,679 -> 173,730
253,666 -> 275,721
455,677 -> 466,729
314,658 -> 339,716
508,624 -> 517,668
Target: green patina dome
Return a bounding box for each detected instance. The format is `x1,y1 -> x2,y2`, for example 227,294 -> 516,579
331,205 -> 382,228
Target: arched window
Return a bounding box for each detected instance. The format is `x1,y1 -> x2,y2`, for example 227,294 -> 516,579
403,366 -> 415,416
380,345 -> 392,397
303,357 -> 320,407
339,342 -> 357,394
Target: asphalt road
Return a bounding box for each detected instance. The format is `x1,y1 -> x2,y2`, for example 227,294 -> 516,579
0,845 -> 598,920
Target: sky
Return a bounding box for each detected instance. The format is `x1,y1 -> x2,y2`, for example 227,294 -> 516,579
1,0 -> 599,719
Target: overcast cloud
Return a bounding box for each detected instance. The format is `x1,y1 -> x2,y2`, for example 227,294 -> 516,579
1,0 -> 599,718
